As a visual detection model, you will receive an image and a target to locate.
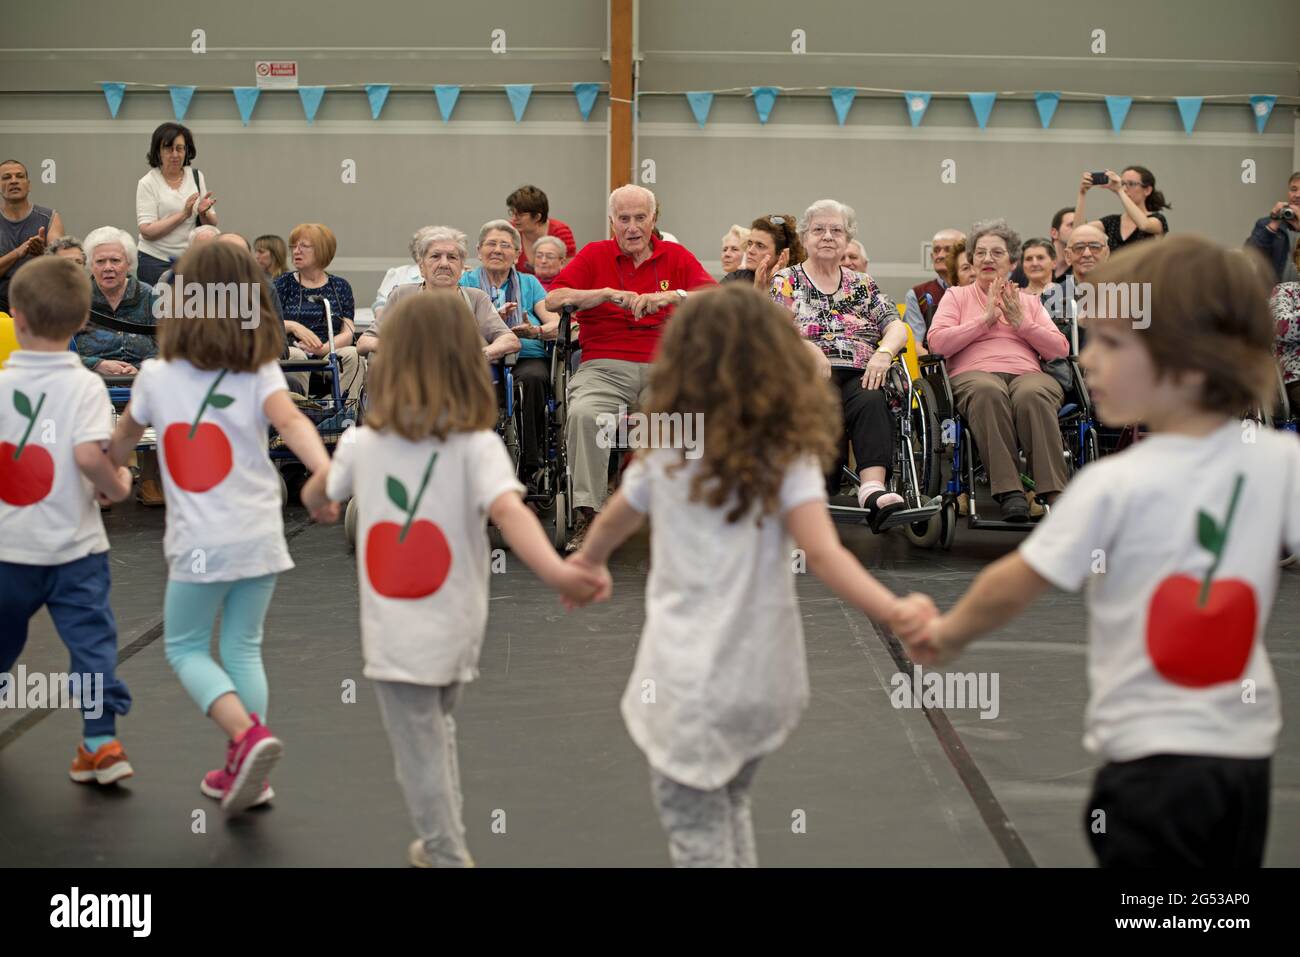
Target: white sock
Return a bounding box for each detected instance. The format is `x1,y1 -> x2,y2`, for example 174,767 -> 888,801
857,480 -> 903,509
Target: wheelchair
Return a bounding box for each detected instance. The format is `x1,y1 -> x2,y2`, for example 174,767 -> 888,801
907,348 -> 1100,549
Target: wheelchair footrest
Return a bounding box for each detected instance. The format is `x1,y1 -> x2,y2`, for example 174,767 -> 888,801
875,504 -> 942,530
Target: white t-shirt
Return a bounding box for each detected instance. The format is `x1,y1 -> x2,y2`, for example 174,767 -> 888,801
0,351 -> 111,565
618,451 -> 827,790
128,358 -> 293,583
326,426 -> 524,685
136,167 -> 206,262
1020,421 -> 1300,763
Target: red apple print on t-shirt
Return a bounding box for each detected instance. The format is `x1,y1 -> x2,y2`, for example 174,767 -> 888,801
1146,474 -> 1257,687
366,449 -> 453,599
0,389 -> 54,506
163,370 -> 234,492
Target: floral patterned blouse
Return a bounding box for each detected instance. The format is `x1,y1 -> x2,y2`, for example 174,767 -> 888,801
770,264 -> 898,370
1271,281 -> 1300,385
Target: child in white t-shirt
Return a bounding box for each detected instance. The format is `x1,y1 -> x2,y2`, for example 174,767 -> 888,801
896,235 -> 1300,867
569,283 -> 914,867
1,258 -> 135,784
302,290 -> 601,868
109,242 -> 334,815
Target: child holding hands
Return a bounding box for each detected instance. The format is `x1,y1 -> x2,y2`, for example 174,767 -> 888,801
303,290 -> 601,867
895,236 -> 1299,867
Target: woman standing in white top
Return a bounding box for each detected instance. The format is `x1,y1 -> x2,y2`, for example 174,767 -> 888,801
135,123 -> 217,286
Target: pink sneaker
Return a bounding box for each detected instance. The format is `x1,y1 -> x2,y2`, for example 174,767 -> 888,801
220,715 -> 283,814
200,765 -> 274,807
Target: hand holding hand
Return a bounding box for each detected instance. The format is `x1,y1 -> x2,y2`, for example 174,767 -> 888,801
559,553 -> 612,608
310,500 -> 341,524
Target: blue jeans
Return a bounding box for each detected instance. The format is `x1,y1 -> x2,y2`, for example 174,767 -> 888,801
163,575 -> 277,717
0,552 -> 132,738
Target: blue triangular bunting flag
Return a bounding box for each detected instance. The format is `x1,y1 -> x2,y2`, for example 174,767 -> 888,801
1105,95 -> 1132,132
903,92 -> 931,127
298,86 -> 326,125
968,92 -> 996,130
434,85 -> 460,122
1034,91 -> 1060,129
751,86 -> 778,124
366,84 -> 391,120
830,87 -> 856,126
169,86 -> 196,122
686,91 -> 714,128
101,82 -> 126,119
573,83 -> 599,121
506,84 -> 533,122
1174,96 -> 1202,135
232,87 -> 260,126
1249,94 -> 1276,134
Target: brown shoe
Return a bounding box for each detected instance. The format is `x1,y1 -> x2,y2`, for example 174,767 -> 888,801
136,479 -> 165,507
70,740 -> 134,786
565,510 -> 592,553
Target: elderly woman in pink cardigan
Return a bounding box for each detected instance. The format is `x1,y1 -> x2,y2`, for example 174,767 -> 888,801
927,219 -> 1070,522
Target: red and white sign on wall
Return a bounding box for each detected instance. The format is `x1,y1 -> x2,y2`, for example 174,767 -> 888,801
254,61 -> 299,89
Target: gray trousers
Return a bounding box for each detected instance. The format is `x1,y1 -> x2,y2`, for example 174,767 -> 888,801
373,680 -> 471,867
286,345 -> 364,407
950,369 -> 1067,497
650,759 -> 762,867
565,358 -> 652,510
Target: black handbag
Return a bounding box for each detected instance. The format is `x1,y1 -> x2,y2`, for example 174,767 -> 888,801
192,168 -> 205,227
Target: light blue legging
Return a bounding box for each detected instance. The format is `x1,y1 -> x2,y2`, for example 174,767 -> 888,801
164,575 -> 278,717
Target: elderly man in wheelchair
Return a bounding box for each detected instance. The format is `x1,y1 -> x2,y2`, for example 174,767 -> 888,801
924,219 -> 1074,525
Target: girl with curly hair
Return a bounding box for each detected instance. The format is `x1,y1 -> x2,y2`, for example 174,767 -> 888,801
568,283 -> 913,867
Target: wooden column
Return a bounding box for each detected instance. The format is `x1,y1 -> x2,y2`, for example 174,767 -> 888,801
608,0 -> 634,205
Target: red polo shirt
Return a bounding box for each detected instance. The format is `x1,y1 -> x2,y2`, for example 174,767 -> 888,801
516,218 -> 577,273
550,238 -> 716,363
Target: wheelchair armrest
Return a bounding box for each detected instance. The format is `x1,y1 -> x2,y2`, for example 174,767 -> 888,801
99,374 -> 137,386
279,358 -> 334,372
917,353 -> 946,368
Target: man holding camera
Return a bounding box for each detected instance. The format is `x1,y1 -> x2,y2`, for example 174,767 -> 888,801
1246,172 -> 1300,283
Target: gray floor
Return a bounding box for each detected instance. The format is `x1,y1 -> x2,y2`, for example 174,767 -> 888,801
2,499 -> 1297,867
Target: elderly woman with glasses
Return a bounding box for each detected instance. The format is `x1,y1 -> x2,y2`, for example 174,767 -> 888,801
358,225 -> 520,362
926,219 -> 1070,522
769,199 -> 910,529
460,219 -> 559,486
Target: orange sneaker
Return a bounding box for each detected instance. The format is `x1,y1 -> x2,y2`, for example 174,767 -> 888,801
69,740 -> 135,785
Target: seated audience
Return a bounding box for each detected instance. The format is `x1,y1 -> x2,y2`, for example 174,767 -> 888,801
47,236 -> 86,268
720,224 -> 749,276
904,228 -> 965,345
254,234 -> 289,278
842,240 -> 869,274
372,226 -> 435,320
0,158 -> 64,314
724,214 -> 806,288
508,185 -> 577,274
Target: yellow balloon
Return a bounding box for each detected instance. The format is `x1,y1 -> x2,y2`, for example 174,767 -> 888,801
0,313 -> 20,369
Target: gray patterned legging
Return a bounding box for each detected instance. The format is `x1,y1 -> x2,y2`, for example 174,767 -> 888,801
650,759 -> 762,867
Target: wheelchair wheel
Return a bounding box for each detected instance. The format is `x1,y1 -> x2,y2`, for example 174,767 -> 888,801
938,500 -> 958,550
278,469 -> 288,507
345,497 -> 358,550
903,507 -> 943,549
552,489 -> 568,551
1084,427 -> 1100,466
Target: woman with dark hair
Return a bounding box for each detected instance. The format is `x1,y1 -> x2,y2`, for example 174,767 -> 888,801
253,234 -> 289,278
135,122 -> 217,285
723,214 -> 807,289
1074,164 -> 1169,252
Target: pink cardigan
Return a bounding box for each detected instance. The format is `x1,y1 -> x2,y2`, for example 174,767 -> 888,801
926,283 -> 1068,377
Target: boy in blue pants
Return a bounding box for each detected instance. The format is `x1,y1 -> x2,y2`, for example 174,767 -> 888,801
0,256 -> 136,783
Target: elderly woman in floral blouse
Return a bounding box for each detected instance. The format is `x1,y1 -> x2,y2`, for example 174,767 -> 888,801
770,198 -> 909,529
1271,245 -> 1300,414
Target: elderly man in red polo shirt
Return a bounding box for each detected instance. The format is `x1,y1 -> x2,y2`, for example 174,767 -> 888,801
544,184 -> 715,550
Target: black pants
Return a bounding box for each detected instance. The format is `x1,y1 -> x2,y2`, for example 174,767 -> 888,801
829,366 -> 893,494
514,357 -> 550,475
1084,754 -> 1270,867
136,251 -> 170,287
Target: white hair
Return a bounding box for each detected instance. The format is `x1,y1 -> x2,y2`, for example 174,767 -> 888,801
722,225 -> 751,245
847,239 -> 868,259
477,219 -> 522,251
409,225 -> 439,262
533,235 -> 566,257
83,226 -> 138,272
414,226 -> 468,262
606,184 -> 656,219
188,224 -> 221,245
798,199 -> 857,242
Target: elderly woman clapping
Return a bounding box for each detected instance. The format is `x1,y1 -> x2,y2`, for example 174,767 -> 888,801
461,219 -> 558,484
769,199 -> 910,529
926,219 -> 1070,522
358,226 -> 519,361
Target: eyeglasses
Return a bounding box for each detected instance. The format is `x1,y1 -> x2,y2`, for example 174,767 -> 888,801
1070,242 -> 1105,253
1120,180 -> 1143,189
481,241 -> 516,251
291,243 -> 314,252
809,226 -> 846,238
972,248 -> 1008,261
